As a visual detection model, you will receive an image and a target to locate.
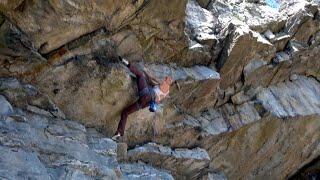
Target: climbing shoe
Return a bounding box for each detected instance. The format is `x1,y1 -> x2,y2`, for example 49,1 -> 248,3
112,133 -> 121,141
119,56 -> 129,66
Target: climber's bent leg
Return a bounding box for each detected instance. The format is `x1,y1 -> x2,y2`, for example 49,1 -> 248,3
116,101 -> 140,136
114,63 -> 151,137
129,63 -> 144,79
115,94 -> 151,136
129,64 -> 149,92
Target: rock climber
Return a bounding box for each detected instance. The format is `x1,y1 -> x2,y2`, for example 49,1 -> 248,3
112,57 -> 173,141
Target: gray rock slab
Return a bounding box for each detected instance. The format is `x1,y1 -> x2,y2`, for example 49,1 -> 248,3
274,51 -> 291,63
264,30 -> 275,40
0,145 -> 51,179
236,102 -> 261,124
144,64 -> 220,82
257,76 -> 320,117
120,162 -> 174,180
186,0 -> 217,47
0,95 -> 13,116
128,143 -> 210,179
0,104 -> 177,179
244,59 -> 267,79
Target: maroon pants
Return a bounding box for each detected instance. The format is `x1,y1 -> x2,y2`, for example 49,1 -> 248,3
115,64 -> 152,136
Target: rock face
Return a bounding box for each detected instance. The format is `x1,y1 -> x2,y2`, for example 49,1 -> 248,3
1,0 -> 320,179
0,77 -> 65,118
256,76 -> 320,117
0,0 -> 197,65
204,114 -> 320,179
0,84 -> 173,179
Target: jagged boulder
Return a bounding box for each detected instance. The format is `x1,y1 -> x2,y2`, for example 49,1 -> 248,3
203,114 -> 320,179
217,25 -> 275,90
243,3 -> 320,88
149,75 -> 320,178
185,0 -> 218,63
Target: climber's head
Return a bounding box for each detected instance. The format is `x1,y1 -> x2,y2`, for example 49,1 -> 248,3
162,76 -> 173,88
166,76 -> 173,85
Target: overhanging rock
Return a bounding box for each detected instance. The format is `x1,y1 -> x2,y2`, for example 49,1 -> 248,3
157,75 -> 320,150
144,64 -> 220,114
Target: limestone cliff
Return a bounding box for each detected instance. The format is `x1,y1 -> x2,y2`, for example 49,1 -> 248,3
0,0 -> 320,179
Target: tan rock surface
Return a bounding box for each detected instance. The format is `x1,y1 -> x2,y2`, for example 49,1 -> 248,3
203,114 -> 320,179
0,0 -> 320,179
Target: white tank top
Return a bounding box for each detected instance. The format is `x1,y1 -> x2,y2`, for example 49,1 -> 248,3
153,85 -> 169,102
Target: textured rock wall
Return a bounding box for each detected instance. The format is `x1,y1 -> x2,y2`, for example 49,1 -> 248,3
0,84 -> 174,179
0,0 -> 196,65
0,0 -> 320,179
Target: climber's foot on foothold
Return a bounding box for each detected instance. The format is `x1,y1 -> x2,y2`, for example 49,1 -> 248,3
112,133 -> 121,141
118,56 -> 129,66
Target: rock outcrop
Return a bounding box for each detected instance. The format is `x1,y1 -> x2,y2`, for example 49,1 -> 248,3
204,114 -> 320,179
0,0 -> 320,179
128,143 -> 210,179
0,84 -> 173,179
0,0 -> 199,65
